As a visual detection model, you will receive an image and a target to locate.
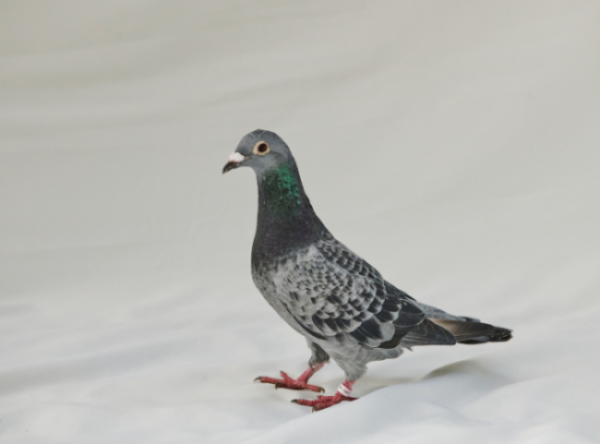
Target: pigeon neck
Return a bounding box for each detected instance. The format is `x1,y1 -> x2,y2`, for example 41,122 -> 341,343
254,163 -> 324,256
260,164 -> 304,218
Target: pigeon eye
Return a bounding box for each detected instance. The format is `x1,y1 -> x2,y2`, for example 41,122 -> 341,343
253,142 -> 270,155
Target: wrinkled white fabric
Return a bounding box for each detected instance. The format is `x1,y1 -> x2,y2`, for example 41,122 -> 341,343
1,1 -> 599,443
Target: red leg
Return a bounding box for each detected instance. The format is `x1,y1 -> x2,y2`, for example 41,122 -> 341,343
292,380 -> 357,411
254,363 -> 325,393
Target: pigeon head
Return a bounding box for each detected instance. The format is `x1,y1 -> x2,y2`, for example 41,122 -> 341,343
222,129 -> 295,176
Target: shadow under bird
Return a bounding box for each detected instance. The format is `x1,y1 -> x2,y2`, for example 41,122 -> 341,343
223,129 -> 512,411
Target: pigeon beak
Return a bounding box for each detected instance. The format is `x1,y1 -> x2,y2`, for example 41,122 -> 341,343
222,152 -> 247,174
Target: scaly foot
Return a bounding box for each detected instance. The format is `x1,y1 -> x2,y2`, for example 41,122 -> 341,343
292,392 -> 357,411
254,368 -> 325,393
291,380 -> 357,411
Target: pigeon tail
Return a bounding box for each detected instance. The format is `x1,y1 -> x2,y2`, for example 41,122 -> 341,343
429,318 -> 513,344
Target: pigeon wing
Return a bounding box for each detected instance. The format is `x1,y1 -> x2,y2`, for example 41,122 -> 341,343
275,235 -> 427,349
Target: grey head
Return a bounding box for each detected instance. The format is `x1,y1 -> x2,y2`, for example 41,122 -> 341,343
222,129 -> 295,176
223,129 -> 326,254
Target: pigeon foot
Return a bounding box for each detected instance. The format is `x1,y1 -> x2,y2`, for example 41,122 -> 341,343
291,392 -> 357,411
254,367 -> 324,393
291,380 -> 356,411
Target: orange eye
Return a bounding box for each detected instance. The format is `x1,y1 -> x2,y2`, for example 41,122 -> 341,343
253,141 -> 270,155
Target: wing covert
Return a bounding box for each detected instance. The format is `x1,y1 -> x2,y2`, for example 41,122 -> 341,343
274,236 -> 425,349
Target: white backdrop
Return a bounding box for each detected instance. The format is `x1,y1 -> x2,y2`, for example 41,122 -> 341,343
1,1 -> 599,443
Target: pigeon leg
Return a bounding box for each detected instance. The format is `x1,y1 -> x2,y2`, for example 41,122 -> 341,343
255,362 -> 325,392
292,380 -> 357,411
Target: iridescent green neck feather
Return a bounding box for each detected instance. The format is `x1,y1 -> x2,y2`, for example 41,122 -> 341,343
253,161 -> 326,261
261,165 -> 303,217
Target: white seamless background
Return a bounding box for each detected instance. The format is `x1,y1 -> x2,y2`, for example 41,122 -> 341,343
1,1 -> 599,443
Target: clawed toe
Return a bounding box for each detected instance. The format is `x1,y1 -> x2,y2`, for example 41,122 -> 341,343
291,393 -> 356,411
253,370 -> 324,392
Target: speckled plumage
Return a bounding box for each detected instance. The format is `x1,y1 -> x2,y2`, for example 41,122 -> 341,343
224,129 -> 511,386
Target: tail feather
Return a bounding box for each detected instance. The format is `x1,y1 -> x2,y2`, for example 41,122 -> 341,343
429,318 -> 512,344
399,318 -> 457,347
459,325 -> 513,344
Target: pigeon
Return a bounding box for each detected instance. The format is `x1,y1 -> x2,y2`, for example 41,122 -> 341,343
223,129 -> 512,411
